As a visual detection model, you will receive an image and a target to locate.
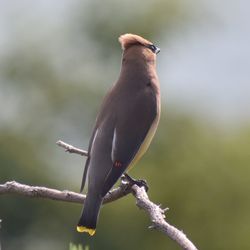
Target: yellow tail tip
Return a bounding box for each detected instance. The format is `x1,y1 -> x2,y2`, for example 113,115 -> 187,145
76,226 -> 96,236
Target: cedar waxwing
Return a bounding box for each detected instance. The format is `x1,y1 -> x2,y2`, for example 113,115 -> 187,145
77,33 -> 161,236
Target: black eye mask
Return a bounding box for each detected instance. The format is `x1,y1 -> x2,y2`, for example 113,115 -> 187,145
147,44 -> 160,54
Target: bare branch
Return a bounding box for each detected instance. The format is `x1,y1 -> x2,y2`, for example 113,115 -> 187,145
56,140 -> 88,156
0,180 -> 198,250
0,181 -> 132,204
131,185 -> 198,250
0,140 -> 199,250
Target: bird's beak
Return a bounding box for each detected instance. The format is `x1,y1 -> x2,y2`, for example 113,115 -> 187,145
155,47 -> 160,54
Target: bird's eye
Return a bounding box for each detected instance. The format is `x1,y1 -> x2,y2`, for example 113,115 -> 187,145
147,44 -> 160,54
148,44 -> 157,52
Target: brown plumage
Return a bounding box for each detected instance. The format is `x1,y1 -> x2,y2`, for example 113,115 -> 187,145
77,33 -> 161,236
119,33 -> 153,50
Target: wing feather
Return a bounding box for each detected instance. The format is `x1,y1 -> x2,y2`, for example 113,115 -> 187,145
101,90 -> 157,196
80,127 -> 98,192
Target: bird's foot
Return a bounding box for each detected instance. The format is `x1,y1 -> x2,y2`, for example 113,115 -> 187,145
122,173 -> 149,192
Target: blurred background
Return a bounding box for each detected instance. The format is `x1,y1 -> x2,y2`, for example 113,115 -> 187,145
0,0 -> 250,249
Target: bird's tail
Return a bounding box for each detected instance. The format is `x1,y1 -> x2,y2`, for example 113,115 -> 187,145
77,193 -> 103,236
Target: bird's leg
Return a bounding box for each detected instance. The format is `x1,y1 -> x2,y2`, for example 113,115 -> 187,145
122,173 -> 149,192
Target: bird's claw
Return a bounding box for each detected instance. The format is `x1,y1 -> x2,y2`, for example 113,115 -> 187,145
134,179 -> 149,192
122,173 -> 149,192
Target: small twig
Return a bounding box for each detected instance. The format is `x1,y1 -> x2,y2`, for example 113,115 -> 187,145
56,140 -> 88,156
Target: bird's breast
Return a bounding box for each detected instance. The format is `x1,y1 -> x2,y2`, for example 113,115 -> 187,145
127,91 -> 160,170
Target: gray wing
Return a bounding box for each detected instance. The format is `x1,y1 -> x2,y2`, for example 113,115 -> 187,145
80,87 -> 116,192
80,125 -> 98,192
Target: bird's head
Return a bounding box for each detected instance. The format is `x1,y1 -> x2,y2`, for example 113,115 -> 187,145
119,34 -> 160,64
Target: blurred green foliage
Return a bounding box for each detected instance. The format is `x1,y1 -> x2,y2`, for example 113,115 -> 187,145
0,1 -> 250,250
69,242 -> 87,250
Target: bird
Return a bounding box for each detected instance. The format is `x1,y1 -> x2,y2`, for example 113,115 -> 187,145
77,33 -> 161,236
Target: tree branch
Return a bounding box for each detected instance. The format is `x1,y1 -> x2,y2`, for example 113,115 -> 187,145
0,140 -> 198,250
0,180 -> 132,204
132,185 -> 198,250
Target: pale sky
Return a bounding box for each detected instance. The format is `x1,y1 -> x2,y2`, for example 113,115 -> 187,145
161,0 -> 250,125
0,0 -> 249,127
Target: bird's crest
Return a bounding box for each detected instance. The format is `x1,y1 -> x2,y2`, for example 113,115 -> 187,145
119,33 -> 152,50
